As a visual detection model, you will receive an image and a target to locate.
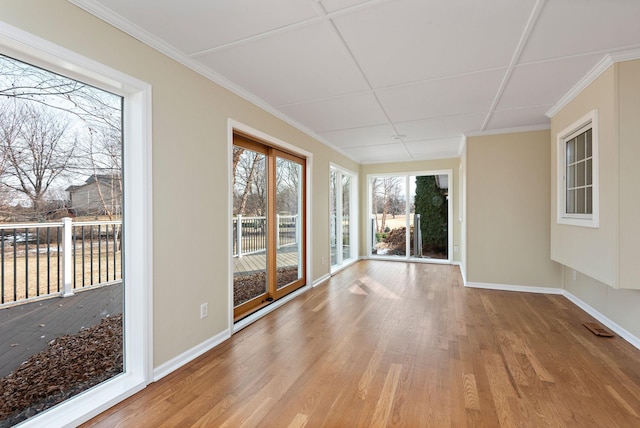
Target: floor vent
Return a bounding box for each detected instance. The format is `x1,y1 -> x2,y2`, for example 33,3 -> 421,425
583,322 -> 615,337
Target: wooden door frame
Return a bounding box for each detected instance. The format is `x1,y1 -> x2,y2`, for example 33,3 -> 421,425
232,132 -> 307,321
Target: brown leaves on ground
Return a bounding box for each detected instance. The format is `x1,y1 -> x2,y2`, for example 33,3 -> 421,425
234,267 -> 299,306
0,314 -> 123,427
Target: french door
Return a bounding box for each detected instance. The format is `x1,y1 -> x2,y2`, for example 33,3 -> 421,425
369,171 -> 451,262
232,133 -> 306,321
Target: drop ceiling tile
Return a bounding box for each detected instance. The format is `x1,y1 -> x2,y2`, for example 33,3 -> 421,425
486,106 -> 551,131
321,0 -> 369,13
376,69 -> 505,122
332,0 -> 535,87
318,124 -> 397,148
278,92 -> 388,132
497,54 -> 604,110
197,22 -> 369,106
93,0 -> 318,54
521,0 -> 640,62
395,114 -> 486,141
404,138 -> 463,159
342,143 -> 411,164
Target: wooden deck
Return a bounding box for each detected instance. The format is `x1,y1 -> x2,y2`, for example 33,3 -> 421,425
234,248 -> 299,276
0,283 -> 122,378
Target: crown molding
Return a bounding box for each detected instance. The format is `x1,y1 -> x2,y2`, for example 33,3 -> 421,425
546,47 -> 640,118
67,0 -> 360,165
465,123 -> 550,138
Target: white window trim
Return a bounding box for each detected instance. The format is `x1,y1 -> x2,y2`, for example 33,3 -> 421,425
556,109 -> 599,228
0,22 -> 153,427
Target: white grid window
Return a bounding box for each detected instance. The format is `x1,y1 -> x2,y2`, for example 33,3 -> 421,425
565,127 -> 592,215
557,110 -> 598,228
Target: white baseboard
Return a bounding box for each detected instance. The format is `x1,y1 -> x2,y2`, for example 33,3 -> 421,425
463,281 -> 640,352
313,273 -> 331,287
465,281 -> 564,295
563,291 -> 640,351
452,261 -> 466,285
153,329 -> 230,381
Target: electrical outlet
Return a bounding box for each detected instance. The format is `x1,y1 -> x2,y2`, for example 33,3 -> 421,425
454,245 -> 459,253
200,302 -> 208,319
572,270 -> 577,281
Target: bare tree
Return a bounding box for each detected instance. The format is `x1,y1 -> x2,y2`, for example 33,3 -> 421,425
233,149 -> 267,216
0,54 -> 123,221
0,54 -> 121,135
0,101 -> 75,217
371,176 -> 402,233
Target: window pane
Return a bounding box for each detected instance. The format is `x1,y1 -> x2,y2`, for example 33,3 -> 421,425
566,139 -> 575,164
329,171 -> 337,266
577,133 -> 586,161
576,161 -> 585,187
586,187 -> 593,214
233,148 -> 267,306
341,174 -> 351,262
586,159 -> 592,185
586,129 -> 592,158
566,189 -> 575,213
576,188 -> 586,214
567,164 -> 576,188
276,157 -> 303,290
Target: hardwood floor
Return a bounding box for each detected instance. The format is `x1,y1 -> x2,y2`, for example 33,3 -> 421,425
84,261 -> 640,427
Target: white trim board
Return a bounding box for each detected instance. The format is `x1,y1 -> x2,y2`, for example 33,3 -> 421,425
463,281 -> 640,352
546,48 -> 640,118
153,330 -> 230,382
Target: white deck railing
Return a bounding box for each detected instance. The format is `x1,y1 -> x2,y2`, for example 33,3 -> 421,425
0,218 -> 122,307
233,214 -> 298,257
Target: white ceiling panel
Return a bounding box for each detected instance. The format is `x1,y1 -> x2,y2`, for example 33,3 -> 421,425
342,143 -> 411,164
197,23 -> 369,106
395,114 -> 486,141
404,138 -> 463,159
318,124 -> 397,149
81,0 -> 640,164
497,54 -> 603,110
332,0 -> 535,88
376,69 -> 505,122
485,106 -> 551,132
92,0 -> 318,54
320,0 -> 370,13
521,0 -> 640,63
278,92 -> 388,132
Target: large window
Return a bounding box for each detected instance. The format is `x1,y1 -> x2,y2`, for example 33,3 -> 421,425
0,23 -> 151,428
557,110 -> 599,227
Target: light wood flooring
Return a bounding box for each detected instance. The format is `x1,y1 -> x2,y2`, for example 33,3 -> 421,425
84,261 -> 640,427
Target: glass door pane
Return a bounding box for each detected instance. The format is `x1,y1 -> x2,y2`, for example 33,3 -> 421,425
330,170 -> 338,267
233,146 -> 268,309
412,174 -> 448,260
341,174 -> 351,262
275,155 -> 303,290
370,176 -> 406,257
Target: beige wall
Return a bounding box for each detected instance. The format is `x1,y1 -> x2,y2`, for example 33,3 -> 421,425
551,59 -> 640,339
550,67 -> 617,286
616,60 -> 640,289
466,131 -> 562,287
359,158 -> 462,262
0,0 -> 357,368
551,60 -> 640,291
